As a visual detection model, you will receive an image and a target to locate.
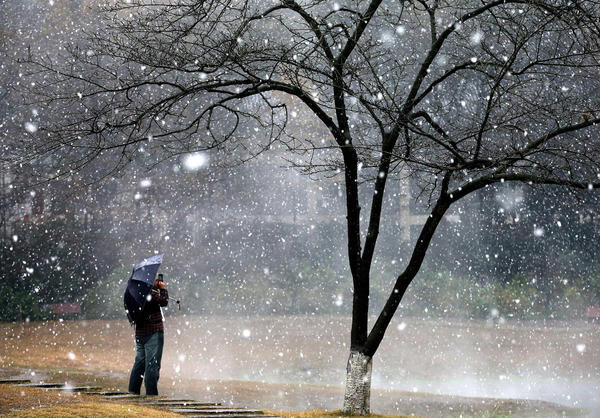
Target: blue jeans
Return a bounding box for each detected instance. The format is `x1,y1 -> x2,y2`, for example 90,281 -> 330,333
128,331 -> 164,395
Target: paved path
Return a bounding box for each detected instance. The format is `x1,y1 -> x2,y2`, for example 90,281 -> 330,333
0,378 -> 280,417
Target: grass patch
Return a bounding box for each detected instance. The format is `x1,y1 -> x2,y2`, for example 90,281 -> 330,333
4,402 -> 183,417
0,385 -> 87,415
267,410 -> 421,417
0,385 -> 182,417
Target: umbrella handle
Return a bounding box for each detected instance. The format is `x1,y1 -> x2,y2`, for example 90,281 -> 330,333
166,293 -> 181,310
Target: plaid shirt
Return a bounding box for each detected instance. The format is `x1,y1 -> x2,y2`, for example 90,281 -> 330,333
135,288 -> 168,338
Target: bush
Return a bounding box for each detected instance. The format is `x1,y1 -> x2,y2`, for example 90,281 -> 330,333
394,268 -> 593,321
81,265 -> 132,319
0,286 -> 44,322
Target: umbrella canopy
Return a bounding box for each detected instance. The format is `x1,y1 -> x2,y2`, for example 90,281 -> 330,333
124,254 -> 163,323
131,253 -> 163,285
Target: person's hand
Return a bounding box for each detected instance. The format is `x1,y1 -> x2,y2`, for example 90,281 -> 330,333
154,279 -> 166,290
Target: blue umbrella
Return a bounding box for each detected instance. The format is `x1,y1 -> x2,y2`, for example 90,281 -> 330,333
124,254 -> 163,324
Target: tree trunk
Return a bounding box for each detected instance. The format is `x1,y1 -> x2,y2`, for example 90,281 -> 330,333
342,350 -> 373,415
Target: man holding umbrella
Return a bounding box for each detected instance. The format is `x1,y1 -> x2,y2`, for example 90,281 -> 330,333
124,254 -> 169,396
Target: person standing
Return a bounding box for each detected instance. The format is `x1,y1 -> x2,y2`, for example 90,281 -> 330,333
128,275 -> 168,395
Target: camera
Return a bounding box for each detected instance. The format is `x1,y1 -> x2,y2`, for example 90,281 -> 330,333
158,273 -> 164,282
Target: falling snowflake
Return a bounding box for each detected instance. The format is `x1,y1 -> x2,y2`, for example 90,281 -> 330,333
24,122 -> 37,133
182,152 -> 208,171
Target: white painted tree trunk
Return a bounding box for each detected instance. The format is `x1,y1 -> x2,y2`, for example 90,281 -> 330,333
342,350 -> 373,415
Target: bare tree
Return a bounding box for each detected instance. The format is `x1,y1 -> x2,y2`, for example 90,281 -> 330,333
14,0 -> 600,414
